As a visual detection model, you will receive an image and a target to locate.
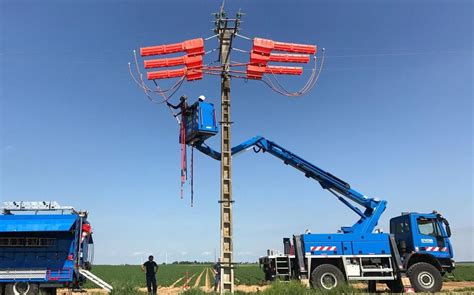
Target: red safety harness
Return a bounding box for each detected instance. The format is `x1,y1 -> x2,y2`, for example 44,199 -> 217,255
179,113 -> 195,207
180,119 -> 187,199
190,146 -> 194,207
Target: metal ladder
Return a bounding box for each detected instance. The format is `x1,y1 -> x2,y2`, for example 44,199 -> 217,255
275,256 -> 291,279
79,268 -> 113,292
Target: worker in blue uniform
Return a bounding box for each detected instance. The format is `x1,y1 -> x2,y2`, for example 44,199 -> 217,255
141,255 -> 158,294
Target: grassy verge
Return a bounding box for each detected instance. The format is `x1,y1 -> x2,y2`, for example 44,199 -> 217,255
261,281 -> 360,295
446,265 -> 474,281
451,287 -> 474,292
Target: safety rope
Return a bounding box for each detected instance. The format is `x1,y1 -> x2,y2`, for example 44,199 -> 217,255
180,120 -> 187,199
191,147 -> 194,207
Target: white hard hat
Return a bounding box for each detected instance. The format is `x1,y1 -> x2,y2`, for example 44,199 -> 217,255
198,95 -> 206,101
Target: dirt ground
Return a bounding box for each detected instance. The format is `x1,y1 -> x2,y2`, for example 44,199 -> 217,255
59,281 -> 474,294
442,281 -> 474,291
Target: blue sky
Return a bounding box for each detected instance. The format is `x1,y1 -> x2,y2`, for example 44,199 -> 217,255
1,0 -> 472,264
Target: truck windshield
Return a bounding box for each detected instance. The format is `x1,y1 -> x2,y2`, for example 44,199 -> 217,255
417,218 -> 442,237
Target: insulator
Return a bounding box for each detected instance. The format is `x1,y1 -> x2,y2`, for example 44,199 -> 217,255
273,41 -> 316,54
144,55 -> 203,69
266,65 -> 303,75
269,53 -> 310,63
147,67 -> 203,81
185,68 -> 203,81
147,68 -> 186,80
249,52 -> 270,66
145,56 -> 185,68
251,38 -> 274,55
140,38 -> 204,57
250,52 -> 310,66
246,65 -> 266,80
182,38 -> 205,56
252,37 -> 317,55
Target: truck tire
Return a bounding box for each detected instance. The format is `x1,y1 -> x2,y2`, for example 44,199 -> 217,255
4,282 -> 39,295
310,264 -> 345,290
407,262 -> 443,293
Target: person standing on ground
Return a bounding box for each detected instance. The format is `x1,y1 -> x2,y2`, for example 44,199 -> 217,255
213,258 -> 221,292
141,255 -> 158,295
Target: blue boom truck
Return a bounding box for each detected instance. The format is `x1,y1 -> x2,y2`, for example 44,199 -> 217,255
0,201 -> 112,295
182,102 -> 455,293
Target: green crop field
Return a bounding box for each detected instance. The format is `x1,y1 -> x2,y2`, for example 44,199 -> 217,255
84,265 -> 143,289
84,264 -> 210,289
447,264 -> 474,281
234,264 -> 265,285
85,263 -> 264,289
85,263 -> 474,291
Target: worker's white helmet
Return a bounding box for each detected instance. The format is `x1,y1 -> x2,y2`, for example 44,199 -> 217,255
198,95 -> 206,102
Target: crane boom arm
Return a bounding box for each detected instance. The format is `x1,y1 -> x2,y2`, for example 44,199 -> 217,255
194,136 -> 386,234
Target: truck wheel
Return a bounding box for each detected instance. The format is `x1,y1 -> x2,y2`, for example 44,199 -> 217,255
310,264 -> 345,290
407,262 -> 443,293
5,282 -> 39,295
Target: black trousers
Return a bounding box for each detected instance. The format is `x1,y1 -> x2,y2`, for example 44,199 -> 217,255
214,274 -> 220,291
146,274 -> 157,294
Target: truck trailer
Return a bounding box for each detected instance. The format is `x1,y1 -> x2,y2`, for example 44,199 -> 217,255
0,201 -> 112,295
182,102 -> 455,293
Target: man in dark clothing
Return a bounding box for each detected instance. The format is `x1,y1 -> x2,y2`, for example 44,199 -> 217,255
213,259 -> 221,292
167,95 -> 190,117
141,255 -> 158,294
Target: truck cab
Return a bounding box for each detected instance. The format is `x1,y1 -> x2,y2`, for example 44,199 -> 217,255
390,212 -> 454,273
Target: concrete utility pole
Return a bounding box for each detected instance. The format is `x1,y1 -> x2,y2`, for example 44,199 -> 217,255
136,5 -> 317,293
215,9 -> 240,293
219,29 -> 233,293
